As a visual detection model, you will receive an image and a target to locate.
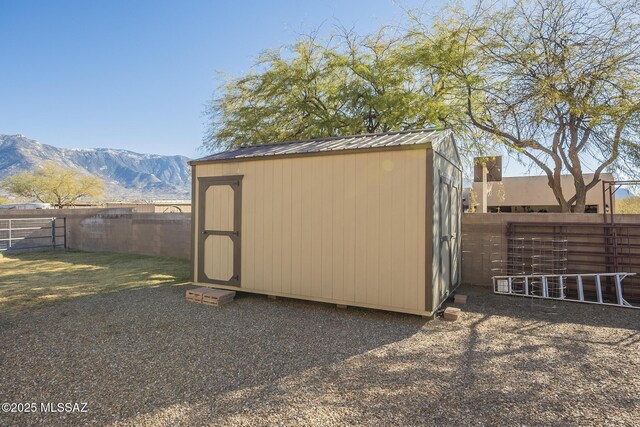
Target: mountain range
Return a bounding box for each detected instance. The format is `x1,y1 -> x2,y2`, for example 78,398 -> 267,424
0,134 -> 191,200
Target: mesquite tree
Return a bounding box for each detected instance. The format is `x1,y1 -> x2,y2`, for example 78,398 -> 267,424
205,0 -> 640,212
203,30 -> 456,151
420,0 -> 640,212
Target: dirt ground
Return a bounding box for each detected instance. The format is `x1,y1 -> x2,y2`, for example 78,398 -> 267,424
1,274 -> 638,426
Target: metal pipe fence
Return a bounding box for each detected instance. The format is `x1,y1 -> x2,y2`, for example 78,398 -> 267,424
507,221 -> 640,305
0,217 -> 66,251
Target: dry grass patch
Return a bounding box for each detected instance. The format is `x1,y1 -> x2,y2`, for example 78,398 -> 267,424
0,250 -> 189,314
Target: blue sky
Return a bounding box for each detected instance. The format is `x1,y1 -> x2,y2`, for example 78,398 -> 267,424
0,0 -> 429,159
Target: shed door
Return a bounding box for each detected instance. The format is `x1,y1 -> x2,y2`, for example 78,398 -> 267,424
438,176 -> 452,300
197,176 -> 242,286
450,185 -> 460,286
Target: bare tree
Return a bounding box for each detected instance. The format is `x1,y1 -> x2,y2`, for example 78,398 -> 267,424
421,0 -> 640,212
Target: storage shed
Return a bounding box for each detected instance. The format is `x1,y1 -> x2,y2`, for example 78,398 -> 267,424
189,129 -> 462,316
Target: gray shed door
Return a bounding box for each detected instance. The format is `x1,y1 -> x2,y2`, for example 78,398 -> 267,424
197,176 -> 242,286
438,176 -> 459,300
450,185 -> 460,286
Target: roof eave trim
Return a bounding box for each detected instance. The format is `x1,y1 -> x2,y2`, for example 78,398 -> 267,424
188,142 -> 432,166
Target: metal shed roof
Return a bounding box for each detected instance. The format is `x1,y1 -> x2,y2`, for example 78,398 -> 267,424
190,128 -> 450,164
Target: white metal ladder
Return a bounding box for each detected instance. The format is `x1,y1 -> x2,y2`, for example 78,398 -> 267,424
492,272 -> 638,309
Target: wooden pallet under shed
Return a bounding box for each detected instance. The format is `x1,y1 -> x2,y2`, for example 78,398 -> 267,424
186,287 -> 236,307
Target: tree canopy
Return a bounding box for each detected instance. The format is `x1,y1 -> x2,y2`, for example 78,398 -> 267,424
1,163 -> 105,208
418,0 -> 640,212
204,0 -> 640,212
616,196 -> 640,214
203,29 -> 456,151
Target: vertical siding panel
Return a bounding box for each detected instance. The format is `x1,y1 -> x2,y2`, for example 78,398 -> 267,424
343,155 -> 356,302
225,185 -> 233,278
221,166 -> 234,279
219,187 -> 228,280
215,167 -> 222,279
205,180 -> 215,279
242,162 -> 254,288
228,184 -> 234,279
281,159 -> 293,295
404,152 -> 420,310
221,165 -> 234,281
290,160 -> 302,295
332,156 -> 345,302
204,237 -> 212,278
210,167 -> 218,270
378,153 -> 394,307
365,152 -> 380,305
301,158 -> 313,297
227,175 -> 234,228
310,158 -> 323,298
215,236 -> 223,279
223,237 -> 233,279
263,161 -> 274,292
354,155 -> 368,303
254,162 -> 265,291
417,151 -> 427,310
203,186 -> 211,275
227,163 -> 240,176
272,161 -> 283,293
206,186 -> 214,229
321,157 -> 333,299
391,152 -> 407,308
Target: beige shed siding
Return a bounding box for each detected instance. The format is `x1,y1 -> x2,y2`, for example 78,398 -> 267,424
194,148 -> 427,313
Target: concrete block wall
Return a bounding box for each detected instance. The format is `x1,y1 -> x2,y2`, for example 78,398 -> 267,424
3,209 -> 639,284
0,208 -> 191,259
71,212 -> 191,259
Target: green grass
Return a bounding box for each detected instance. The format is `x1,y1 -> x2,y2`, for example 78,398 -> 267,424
0,250 -> 190,314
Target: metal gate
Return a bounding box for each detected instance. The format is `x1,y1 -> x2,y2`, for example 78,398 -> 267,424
0,217 -> 66,252
503,221 -> 640,307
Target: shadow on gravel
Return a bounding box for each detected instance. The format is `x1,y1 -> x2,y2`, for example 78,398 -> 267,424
457,285 -> 640,332
2,283 -> 639,426
0,285 -> 426,426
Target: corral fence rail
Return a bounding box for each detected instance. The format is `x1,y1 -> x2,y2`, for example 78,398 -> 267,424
0,217 -> 66,252
507,221 -> 640,305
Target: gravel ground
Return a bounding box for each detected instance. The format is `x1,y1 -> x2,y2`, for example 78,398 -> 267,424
1,284 -> 639,426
